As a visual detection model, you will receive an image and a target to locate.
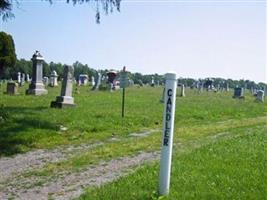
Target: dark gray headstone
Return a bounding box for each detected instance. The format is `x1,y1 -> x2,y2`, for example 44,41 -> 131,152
256,90 -> 264,102
6,82 -> 18,95
233,87 -> 244,99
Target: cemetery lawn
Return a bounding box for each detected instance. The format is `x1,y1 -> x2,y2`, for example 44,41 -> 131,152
0,83 -> 266,156
0,83 -> 266,199
79,124 -> 267,200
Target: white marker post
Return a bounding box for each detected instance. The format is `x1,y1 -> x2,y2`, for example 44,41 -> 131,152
159,72 -> 177,196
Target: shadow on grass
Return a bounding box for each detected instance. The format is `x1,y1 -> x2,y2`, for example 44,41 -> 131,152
0,106 -> 57,156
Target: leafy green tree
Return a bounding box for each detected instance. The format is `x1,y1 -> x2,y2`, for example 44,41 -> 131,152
0,31 -> 16,79
43,61 -> 51,77
6,58 -> 32,80
49,62 -> 64,79
73,61 -> 94,80
0,0 -> 121,23
0,0 -> 13,20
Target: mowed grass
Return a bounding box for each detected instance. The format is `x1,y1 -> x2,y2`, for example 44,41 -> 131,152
0,83 -> 266,156
78,125 -> 267,200
0,83 -> 266,199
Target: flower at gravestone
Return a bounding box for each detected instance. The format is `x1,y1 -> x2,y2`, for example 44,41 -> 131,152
57,125 -> 68,132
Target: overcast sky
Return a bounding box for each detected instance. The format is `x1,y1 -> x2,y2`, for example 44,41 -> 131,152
1,0 -> 266,83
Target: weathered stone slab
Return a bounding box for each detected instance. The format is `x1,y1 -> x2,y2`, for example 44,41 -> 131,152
51,65 -> 75,108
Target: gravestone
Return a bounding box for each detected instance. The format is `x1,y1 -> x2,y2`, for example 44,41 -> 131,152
43,77 -> 49,86
17,72 -> 21,85
138,79 -> 143,87
197,82 -> 203,93
226,83 -> 229,92
180,84 -> 185,97
251,87 -> 254,95
256,90 -> 264,102
78,74 -> 88,85
26,74 -> 30,82
26,51 -> 48,95
91,76 -> 95,87
21,73 -> 25,86
151,77 -> 155,87
216,84 -> 220,92
51,65 -> 75,108
129,79 -> 134,86
107,71 -> 117,91
253,88 -> 258,96
92,72 -> 101,90
50,70 -> 58,87
233,87 -> 244,99
6,82 -> 18,95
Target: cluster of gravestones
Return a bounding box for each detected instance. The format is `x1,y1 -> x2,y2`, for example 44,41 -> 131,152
135,77 -> 162,88
4,51 -> 138,108
44,70 -> 59,87
6,72 -> 31,95
160,81 -> 265,103
191,79 -> 230,93
4,51 -> 266,105
4,51 -> 75,108
76,70 -> 135,92
230,85 -> 266,102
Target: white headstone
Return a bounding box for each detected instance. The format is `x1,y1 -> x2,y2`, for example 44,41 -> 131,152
180,84 -> 185,97
43,77 -> 49,86
26,74 -> 30,82
17,72 -> 21,84
91,76 -> 95,86
50,70 -> 58,87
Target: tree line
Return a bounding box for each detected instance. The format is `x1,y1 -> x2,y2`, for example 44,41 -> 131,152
0,31 -> 266,89
4,59 -> 96,81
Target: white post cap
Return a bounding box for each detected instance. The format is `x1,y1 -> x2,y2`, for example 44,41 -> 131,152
165,72 -> 177,80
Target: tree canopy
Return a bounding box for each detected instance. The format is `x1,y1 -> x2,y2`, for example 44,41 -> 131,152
0,0 -> 121,22
0,31 -> 16,79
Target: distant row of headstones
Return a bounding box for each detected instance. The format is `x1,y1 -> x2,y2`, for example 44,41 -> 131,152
2,51 -> 266,105
159,84 -> 265,103
233,87 -> 265,102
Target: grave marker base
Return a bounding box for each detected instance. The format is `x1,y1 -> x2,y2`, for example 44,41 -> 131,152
50,96 -> 75,108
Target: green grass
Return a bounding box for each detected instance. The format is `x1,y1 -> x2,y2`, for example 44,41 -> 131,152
0,83 -> 266,156
0,83 -> 266,199
78,124 -> 267,200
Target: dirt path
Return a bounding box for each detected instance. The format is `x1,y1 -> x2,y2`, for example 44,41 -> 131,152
0,123 -> 264,200
1,152 -> 160,200
0,129 -> 159,200
0,129 -> 159,183
0,142 -> 103,182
